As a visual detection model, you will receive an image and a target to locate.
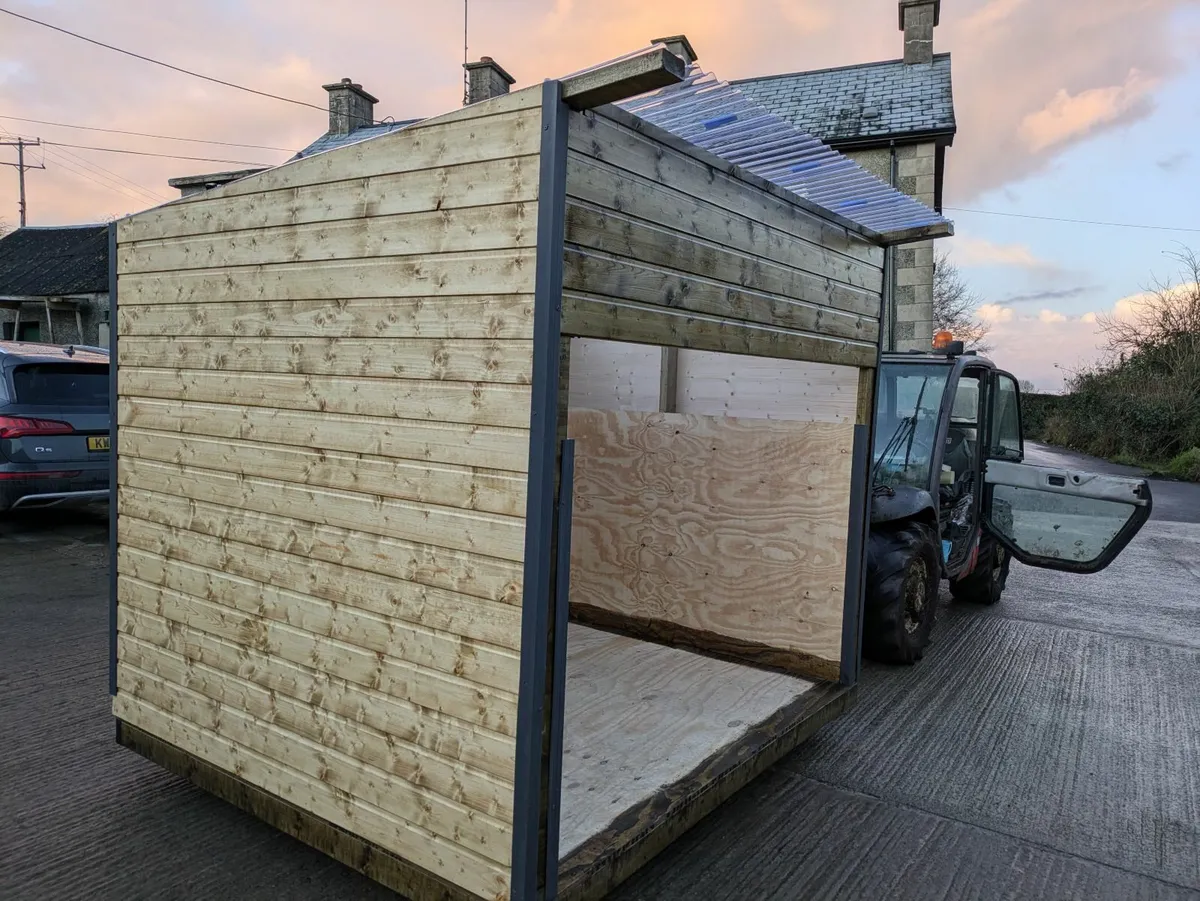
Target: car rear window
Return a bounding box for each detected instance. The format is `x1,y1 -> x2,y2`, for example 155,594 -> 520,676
10,363 -> 109,407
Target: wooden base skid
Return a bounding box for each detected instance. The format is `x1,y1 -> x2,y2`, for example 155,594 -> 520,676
556,681 -> 855,901
116,720 -> 478,901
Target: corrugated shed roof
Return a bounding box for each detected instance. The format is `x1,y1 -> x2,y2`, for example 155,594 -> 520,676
0,225 -> 109,297
289,120 -> 422,161
731,54 -> 955,144
618,66 -> 952,242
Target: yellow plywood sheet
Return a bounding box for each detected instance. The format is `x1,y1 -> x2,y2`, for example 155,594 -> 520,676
568,409 -> 855,680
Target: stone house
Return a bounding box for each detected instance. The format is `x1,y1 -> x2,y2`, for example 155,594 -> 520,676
735,0 -> 955,350
0,224 -> 110,346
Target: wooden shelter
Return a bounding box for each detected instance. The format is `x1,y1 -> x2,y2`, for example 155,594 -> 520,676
109,44 -> 949,901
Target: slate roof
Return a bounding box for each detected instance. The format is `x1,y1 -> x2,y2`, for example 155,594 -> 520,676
0,225 -> 109,297
731,54 -> 955,145
289,120 -> 422,161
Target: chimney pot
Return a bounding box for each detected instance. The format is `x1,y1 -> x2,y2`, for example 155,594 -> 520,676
464,57 -> 515,105
651,34 -> 699,67
322,78 -> 378,135
899,0 -> 940,65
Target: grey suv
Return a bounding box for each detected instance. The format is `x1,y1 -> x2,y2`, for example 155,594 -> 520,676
0,341 -> 110,512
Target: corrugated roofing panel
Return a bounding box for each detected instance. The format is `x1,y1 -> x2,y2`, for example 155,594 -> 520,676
618,66 -> 952,242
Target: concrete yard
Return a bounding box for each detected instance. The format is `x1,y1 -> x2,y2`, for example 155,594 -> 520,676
2,444 -> 1199,900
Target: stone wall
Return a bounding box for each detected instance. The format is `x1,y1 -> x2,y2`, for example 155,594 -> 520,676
845,141 -> 937,352
2,294 -> 109,346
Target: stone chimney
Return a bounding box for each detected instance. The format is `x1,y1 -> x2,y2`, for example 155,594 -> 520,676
651,34 -> 699,67
899,0 -> 940,65
464,57 -> 515,105
322,78 -> 378,134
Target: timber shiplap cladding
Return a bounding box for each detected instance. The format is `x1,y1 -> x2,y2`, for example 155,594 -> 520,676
113,93 -> 543,901
560,109 -> 884,368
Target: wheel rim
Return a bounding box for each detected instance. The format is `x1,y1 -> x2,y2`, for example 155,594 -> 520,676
903,557 -> 929,634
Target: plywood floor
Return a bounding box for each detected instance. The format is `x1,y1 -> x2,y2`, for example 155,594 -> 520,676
559,625 -> 817,858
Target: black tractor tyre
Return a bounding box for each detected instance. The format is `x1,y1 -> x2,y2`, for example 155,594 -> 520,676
862,519 -> 941,665
949,533 -> 1011,606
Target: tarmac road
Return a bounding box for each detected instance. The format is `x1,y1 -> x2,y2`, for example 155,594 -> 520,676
1,445 -> 1197,901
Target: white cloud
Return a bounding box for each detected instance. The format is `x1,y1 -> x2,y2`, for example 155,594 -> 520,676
978,303 -> 1015,323
1038,309 -> 1068,323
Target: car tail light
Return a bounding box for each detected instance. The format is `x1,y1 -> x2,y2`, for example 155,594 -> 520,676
0,416 -> 75,439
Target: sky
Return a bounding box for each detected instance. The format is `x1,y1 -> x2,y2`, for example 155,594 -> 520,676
1,0 -> 1199,390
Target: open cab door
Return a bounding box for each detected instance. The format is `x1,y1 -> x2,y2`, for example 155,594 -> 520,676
981,371 -> 1153,573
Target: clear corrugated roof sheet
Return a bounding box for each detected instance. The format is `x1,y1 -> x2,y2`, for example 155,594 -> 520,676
618,66 -> 953,242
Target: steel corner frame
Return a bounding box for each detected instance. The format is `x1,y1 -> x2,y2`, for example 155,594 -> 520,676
511,79 -> 571,901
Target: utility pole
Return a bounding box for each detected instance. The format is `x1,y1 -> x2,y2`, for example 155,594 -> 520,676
0,138 -> 46,227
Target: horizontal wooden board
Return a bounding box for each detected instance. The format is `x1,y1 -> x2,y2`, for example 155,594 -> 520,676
676,350 -> 861,425
567,154 -> 883,293
118,576 -> 518,737
117,250 -> 536,305
118,98 -> 542,217
567,111 -> 882,267
118,397 -> 530,474
120,427 -> 526,517
117,456 -> 527,563
119,155 -> 540,244
117,546 -> 519,693
118,366 -> 531,430
561,291 -> 878,369
565,201 -> 879,318
118,516 -> 522,650
118,490 -> 523,606
117,296 -> 533,341
113,694 -> 511,899
563,248 -> 877,343
116,659 -> 513,864
119,203 -> 535,275
567,338 -> 662,413
116,636 -> 513,820
568,409 -> 855,678
116,610 -> 516,780
118,336 -> 533,384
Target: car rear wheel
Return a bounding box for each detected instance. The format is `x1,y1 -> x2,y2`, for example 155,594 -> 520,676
863,519 -> 941,664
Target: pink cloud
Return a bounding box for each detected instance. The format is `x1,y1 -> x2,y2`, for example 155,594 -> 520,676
1019,69 -> 1158,153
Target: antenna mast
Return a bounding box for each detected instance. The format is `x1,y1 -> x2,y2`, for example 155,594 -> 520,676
462,0 -> 469,106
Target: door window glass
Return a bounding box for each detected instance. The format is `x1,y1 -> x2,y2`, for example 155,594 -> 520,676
990,375 -> 1022,460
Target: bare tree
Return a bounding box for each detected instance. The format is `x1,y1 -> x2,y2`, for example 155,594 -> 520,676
933,250 -> 991,351
1019,379 -> 1037,394
1097,246 -> 1200,359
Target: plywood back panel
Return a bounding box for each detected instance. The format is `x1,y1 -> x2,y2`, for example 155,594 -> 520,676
567,338 -> 662,413
567,409 -> 856,682
114,87 -> 545,901
677,351 -> 860,424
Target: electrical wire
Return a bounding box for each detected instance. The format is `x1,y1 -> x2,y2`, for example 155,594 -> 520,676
41,141 -> 272,167
0,6 -> 326,114
44,144 -> 167,203
0,120 -> 158,206
0,115 -> 293,152
945,206 -> 1200,234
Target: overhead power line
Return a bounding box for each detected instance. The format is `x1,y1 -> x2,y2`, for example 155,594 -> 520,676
0,5 -> 325,114
945,206 -> 1200,235
0,115 -> 293,152
41,141 -> 272,167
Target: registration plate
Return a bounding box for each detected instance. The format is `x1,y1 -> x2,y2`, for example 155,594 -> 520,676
87,436 -> 110,452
